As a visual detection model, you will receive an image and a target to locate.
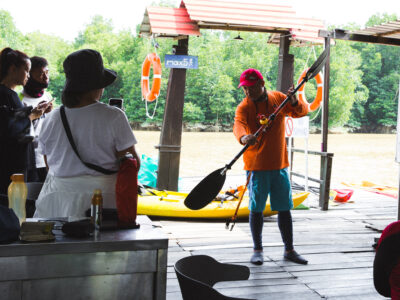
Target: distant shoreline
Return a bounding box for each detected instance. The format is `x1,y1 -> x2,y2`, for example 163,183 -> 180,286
131,122 -> 397,134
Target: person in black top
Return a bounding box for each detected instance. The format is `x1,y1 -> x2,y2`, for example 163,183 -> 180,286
0,47 -> 46,200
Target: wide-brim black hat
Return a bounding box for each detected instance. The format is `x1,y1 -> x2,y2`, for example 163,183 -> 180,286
63,49 -> 117,93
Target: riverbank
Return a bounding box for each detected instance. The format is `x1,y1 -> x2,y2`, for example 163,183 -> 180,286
134,132 -> 399,188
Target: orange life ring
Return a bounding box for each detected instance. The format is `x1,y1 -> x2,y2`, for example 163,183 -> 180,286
297,68 -> 323,112
141,53 -> 162,102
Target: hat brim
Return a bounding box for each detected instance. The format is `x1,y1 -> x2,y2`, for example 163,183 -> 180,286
101,68 -> 117,89
64,68 -> 117,93
238,80 -> 258,88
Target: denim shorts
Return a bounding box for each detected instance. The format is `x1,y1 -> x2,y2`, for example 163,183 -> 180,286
247,168 -> 293,213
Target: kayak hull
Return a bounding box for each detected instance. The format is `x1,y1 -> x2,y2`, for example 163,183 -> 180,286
138,190 -> 309,219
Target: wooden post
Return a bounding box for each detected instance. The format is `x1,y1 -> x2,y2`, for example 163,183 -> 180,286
319,153 -> 333,210
276,32 -> 294,93
321,36 -> 331,152
318,35 -> 332,210
156,37 -> 188,191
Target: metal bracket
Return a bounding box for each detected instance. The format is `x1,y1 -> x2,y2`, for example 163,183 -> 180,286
154,144 -> 181,153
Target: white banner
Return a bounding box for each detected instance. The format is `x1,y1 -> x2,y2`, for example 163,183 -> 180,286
285,116 -> 309,138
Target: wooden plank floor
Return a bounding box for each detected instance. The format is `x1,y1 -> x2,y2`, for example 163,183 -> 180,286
150,177 -> 397,299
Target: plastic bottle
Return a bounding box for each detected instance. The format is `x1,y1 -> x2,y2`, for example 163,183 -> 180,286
8,174 -> 27,224
91,189 -> 103,230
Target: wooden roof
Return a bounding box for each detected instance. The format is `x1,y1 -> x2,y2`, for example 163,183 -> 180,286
320,19 -> 400,46
139,0 -> 326,45
354,19 -> 400,40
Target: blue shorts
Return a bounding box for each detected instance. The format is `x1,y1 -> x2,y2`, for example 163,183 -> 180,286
247,168 -> 293,213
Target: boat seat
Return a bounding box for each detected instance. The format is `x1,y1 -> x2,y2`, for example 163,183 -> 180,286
174,255 -> 253,300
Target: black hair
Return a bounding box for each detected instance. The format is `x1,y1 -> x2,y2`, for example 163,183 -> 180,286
61,90 -> 84,108
0,47 -> 30,81
30,56 -> 48,71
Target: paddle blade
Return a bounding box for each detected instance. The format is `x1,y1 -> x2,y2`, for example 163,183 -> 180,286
305,46 -> 330,81
184,168 -> 226,210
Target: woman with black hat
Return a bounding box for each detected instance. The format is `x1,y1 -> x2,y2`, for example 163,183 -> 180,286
34,49 -> 140,218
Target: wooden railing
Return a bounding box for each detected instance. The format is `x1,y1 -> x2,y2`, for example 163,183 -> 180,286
289,148 -> 334,210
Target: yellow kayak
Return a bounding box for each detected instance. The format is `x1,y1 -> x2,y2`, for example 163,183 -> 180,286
138,187 -> 309,219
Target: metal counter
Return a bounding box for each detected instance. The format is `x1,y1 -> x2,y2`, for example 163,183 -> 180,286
0,215 -> 168,300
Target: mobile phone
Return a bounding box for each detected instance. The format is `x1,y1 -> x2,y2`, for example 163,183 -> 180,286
109,98 -> 123,109
36,98 -> 54,110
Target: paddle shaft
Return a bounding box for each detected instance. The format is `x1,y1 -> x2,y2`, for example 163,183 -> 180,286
223,77 -> 307,174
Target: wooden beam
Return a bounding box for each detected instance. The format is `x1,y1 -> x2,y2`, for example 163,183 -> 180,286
197,24 -> 288,34
319,29 -> 400,46
378,28 -> 400,37
276,32 -> 294,93
156,38 -> 189,191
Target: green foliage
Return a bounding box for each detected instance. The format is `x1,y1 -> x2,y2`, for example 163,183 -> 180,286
365,13 -> 397,27
1,10 -> 399,132
347,13 -> 400,131
329,41 -> 367,127
0,10 -> 24,49
183,102 -> 205,123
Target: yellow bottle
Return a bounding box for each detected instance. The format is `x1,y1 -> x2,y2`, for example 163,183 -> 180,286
8,174 -> 27,224
91,189 -> 103,230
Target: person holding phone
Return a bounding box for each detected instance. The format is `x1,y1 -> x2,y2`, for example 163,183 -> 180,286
20,56 -> 53,182
0,48 -> 45,198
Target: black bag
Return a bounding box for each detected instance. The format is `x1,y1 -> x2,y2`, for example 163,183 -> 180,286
0,205 -> 20,243
61,219 -> 94,238
0,105 -> 33,143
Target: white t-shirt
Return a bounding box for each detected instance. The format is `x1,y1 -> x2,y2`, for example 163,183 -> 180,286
21,91 -> 52,168
38,102 -> 137,177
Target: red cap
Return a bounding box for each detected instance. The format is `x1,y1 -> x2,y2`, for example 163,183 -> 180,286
238,68 -> 263,88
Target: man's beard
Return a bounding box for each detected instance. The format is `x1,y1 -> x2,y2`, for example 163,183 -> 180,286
253,87 -> 267,102
24,78 -> 48,98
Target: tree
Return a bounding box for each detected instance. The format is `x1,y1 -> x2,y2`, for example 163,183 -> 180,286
0,10 -> 24,49
349,13 -> 400,131
21,32 -> 73,103
328,41 -> 367,128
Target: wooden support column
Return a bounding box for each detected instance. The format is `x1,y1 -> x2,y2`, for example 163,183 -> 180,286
319,35 -> 332,210
156,37 -> 188,191
321,35 -> 331,152
276,33 -> 294,93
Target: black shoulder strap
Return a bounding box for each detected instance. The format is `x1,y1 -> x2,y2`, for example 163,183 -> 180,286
60,105 -> 117,175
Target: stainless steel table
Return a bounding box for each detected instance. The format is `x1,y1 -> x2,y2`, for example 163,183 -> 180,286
0,215 -> 168,300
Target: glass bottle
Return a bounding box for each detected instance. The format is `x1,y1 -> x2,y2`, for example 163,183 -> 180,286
8,174 -> 27,224
91,189 -> 103,230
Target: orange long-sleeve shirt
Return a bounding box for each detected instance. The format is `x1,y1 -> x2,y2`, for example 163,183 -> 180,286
233,90 -> 308,171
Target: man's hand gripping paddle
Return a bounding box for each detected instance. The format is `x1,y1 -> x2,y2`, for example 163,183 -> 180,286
184,46 -> 329,211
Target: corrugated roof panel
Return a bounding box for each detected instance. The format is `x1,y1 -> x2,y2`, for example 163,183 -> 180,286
182,0 -> 296,14
140,7 -> 200,37
181,0 -> 325,45
139,0 -> 326,45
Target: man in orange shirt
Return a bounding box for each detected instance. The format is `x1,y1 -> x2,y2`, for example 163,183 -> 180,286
233,68 -> 308,265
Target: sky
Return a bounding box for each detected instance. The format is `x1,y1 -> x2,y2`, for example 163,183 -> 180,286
1,0 -> 399,41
